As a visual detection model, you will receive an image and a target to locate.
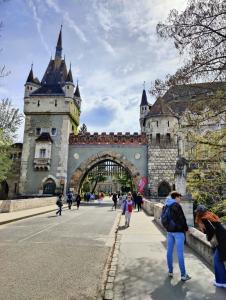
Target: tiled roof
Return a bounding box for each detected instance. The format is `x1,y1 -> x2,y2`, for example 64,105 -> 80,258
163,82 -> 226,114
35,132 -> 53,143
147,97 -> 175,117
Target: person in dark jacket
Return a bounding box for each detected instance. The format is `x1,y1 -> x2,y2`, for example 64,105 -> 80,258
136,192 -> 143,212
75,194 -> 81,210
112,193 -> 117,210
67,191 -> 73,210
195,204 -> 226,288
56,194 -> 63,216
164,191 -> 191,281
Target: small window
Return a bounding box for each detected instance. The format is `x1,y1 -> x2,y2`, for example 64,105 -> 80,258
14,183 -> 17,193
67,86 -> 69,89
168,121 -> 169,127
30,87 -> 32,91
38,100 -> 40,107
55,100 -> 57,107
157,121 -> 159,127
51,128 -> 57,136
40,149 -> 46,158
156,133 -> 160,144
36,128 -> 41,136
27,86 -> 29,90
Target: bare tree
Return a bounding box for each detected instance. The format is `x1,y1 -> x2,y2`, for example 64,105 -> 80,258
151,0 -> 226,96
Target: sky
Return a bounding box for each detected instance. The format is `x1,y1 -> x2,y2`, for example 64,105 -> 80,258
0,0 -> 187,142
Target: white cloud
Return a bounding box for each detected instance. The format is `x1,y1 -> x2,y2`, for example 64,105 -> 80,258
26,0 -> 50,55
45,0 -> 88,43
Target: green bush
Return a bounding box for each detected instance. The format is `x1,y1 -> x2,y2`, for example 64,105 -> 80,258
210,200 -> 226,221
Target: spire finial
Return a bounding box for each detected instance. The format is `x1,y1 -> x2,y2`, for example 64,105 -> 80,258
143,81 -> 146,90
55,26 -> 63,60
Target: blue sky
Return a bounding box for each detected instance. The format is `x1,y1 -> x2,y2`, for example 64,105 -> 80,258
0,0 -> 187,142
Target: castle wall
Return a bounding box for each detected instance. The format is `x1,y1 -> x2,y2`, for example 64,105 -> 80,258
148,142 -> 178,196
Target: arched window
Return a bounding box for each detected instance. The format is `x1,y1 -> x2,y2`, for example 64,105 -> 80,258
158,181 -> 171,197
0,180 -> 9,200
43,178 -> 56,195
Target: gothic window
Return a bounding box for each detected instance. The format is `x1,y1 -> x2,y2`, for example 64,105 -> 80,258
51,128 -> 57,136
157,121 -> 159,127
43,178 -> 56,195
55,100 -> 57,107
156,133 -> 160,144
37,100 -> 40,107
168,121 -> 170,127
36,128 -> 41,136
40,149 -> 46,158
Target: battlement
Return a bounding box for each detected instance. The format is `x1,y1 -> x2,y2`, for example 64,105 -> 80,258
69,132 -> 148,145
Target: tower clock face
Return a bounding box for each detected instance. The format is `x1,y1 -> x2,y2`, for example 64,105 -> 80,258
135,153 -> 141,160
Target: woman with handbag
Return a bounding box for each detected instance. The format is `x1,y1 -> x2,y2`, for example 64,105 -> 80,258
195,204 -> 226,288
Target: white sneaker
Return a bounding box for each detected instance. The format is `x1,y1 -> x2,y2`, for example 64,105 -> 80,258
181,274 -> 191,281
213,281 -> 226,288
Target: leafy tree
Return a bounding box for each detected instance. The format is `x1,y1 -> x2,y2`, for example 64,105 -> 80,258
79,123 -> 87,134
151,0 -> 226,96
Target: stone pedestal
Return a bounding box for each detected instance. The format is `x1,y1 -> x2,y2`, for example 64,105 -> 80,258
180,197 -> 194,227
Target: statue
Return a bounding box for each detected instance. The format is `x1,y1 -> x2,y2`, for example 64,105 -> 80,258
175,156 -> 188,195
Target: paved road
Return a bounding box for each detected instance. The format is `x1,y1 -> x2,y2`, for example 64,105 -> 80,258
0,205 -> 119,300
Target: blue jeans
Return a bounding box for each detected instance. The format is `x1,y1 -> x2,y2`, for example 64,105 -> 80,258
167,232 -> 186,277
214,248 -> 226,284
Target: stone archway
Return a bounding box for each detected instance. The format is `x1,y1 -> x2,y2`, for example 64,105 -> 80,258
158,181 -> 171,197
70,151 -> 141,194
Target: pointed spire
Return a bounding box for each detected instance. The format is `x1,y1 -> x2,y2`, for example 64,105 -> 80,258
66,63 -> 73,83
55,25 -> 62,60
26,64 -> 34,83
140,88 -> 148,106
74,79 -> 81,98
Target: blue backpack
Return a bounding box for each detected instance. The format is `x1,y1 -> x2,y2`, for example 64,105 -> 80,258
161,204 -> 177,231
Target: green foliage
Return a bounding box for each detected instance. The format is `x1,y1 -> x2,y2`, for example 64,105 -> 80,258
114,173 -> 135,192
0,129 -> 12,181
211,200 -> 226,222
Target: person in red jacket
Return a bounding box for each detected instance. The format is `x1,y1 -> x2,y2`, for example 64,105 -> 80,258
122,192 -> 133,227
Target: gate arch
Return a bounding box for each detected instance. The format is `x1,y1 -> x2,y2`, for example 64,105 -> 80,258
69,151 -> 141,193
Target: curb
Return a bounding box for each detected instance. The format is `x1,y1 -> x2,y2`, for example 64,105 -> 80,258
102,212 -> 122,300
0,208 -> 57,226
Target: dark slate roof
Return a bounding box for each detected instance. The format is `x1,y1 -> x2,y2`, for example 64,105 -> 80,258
66,68 -> 73,83
74,83 -> 81,98
147,97 -> 175,117
163,82 -> 226,114
31,59 -> 68,95
140,89 -> 148,106
35,132 -> 53,143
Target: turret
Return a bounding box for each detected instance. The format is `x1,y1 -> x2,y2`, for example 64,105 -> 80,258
24,65 -> 40,98
139,87 -> 149,132
74,80 -> 82,109
64,64 -> 74,98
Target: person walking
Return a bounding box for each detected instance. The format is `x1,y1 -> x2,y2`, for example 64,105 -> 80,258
122,192 -> 133,227
67,191 -> 73,210
112,193 -> 117,210
75,193 -> 81,210
56,194 -> 63,216
132,191 -> 137,209
195,204 -> 226,288
136,192 -> 143,212
161,191 -> 191,281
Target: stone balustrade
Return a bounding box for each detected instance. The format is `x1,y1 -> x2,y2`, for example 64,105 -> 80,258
0,197 -> 57,213
152,201 -> 213,267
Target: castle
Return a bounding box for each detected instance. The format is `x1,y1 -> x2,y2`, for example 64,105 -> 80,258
1,28 -> 225,200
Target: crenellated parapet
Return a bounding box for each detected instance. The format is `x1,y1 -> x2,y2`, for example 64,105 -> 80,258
69,132 -> 148,145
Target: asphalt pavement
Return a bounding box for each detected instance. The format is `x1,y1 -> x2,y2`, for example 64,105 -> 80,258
0,204 -> 119,300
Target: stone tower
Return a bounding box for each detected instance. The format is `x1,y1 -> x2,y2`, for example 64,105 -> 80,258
19,27 -> 81,195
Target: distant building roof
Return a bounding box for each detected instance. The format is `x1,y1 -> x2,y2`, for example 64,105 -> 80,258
147,97 -> 175,117
163,82 -> 226,114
